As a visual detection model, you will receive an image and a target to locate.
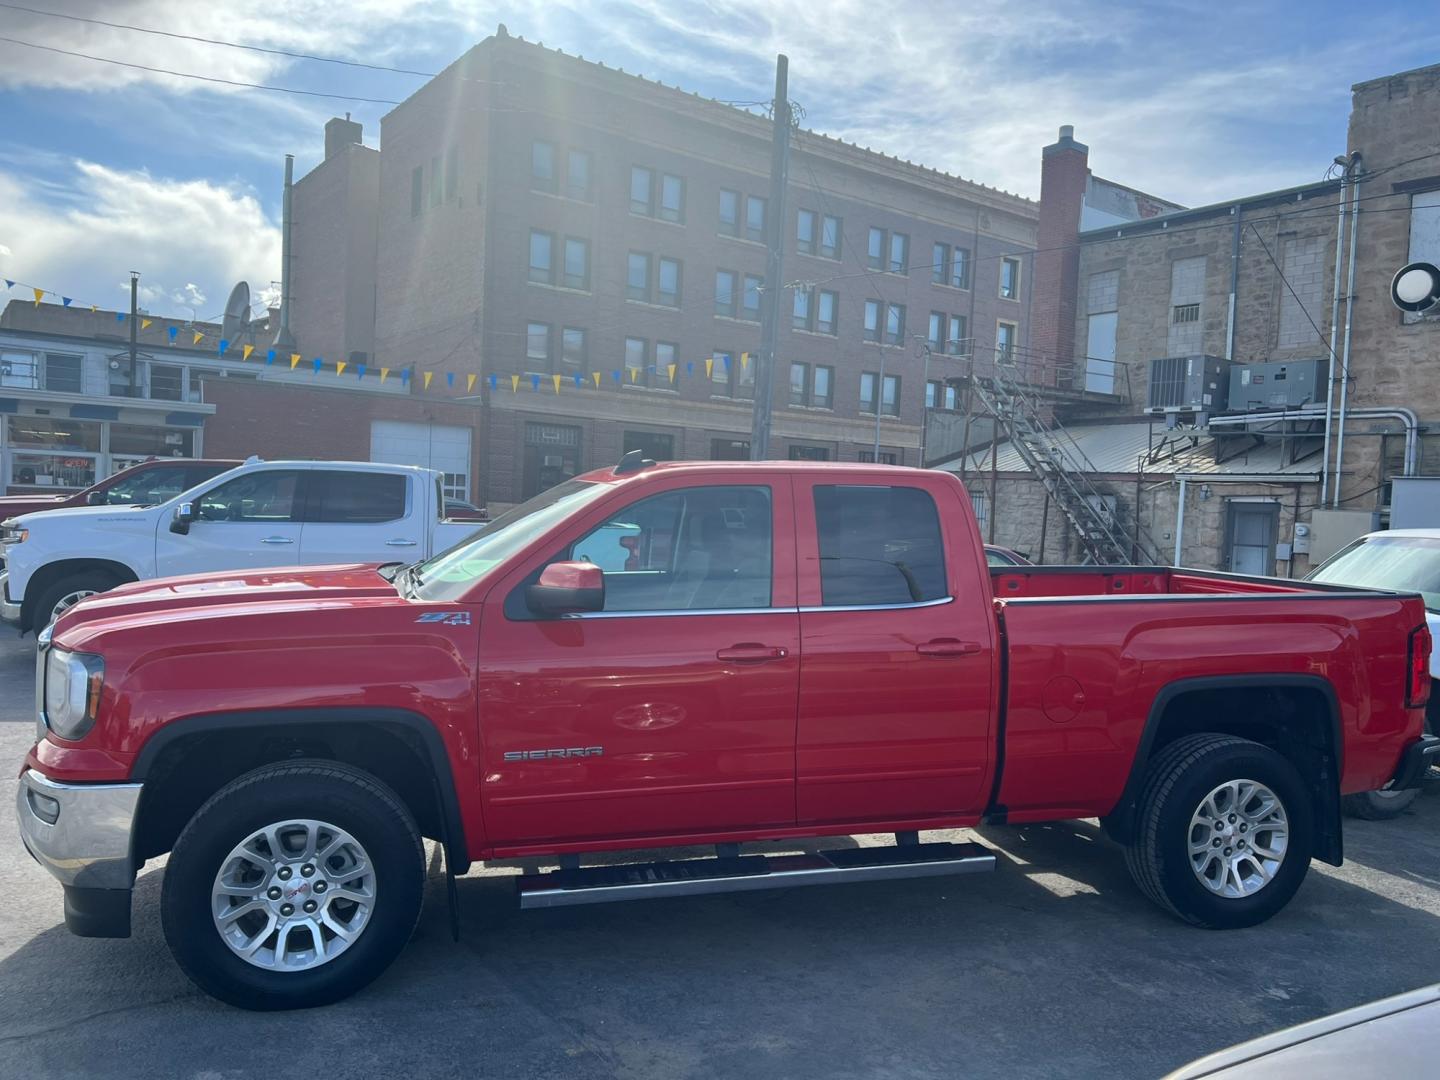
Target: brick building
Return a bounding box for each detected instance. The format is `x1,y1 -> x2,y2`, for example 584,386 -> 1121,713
290,26 -> 1048,509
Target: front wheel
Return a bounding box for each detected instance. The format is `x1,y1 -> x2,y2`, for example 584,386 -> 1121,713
34,569 -> 119,631
161,760 -> 425,1010
1124,734 -> 1313,929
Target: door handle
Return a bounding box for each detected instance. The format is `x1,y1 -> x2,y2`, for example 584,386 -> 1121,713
716,643 -> 789,662
260,536 -> 294,545
916,639 -> 982,658
385,539 -> 419,547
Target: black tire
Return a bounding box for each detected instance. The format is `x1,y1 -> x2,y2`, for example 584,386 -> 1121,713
1342,786 -> 1422,820
1123,734 -> 1313,929
33,569 -> 120,631
161,760 -> 424,1010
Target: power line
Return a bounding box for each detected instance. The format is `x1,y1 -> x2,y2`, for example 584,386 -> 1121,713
0,34 -> 404,105
1245,221 -> 1339,362
0,1 -> 437,77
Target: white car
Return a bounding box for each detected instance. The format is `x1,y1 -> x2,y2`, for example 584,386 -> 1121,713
0,459 -> 483,633
1307,528 -> 1440,818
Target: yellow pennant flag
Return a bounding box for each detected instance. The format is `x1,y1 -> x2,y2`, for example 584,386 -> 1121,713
667,363 -> 677,383
242,344 -> 254,361
380,367 -> 390,384
90,304 -> 97,313
510,374 -> 520,393
141,318 -> 153,330
551,373 -> 562,394
289,353 -> 301,369
591,371 -> 601,388
705,357 -> 714,378
467,373 -> 477,392
423,371 -> 434,390
336,360 -> 347,377
32,287 -> 43,306
740,351 -> 750,371
629,367 -> 639,383
193,331 -> 204,345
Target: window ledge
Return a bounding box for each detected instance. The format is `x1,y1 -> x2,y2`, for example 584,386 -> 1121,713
719,235 -> 767,249
932,282 -> 972,294
629,211 -> 688,229
715,314 -> 761,326
625,298 -> 683,312
786,403 -> 835,413
621,383 -> 680,395
531,188 -> 594,206
792,328 -> 839,340
527,281 -> 593,297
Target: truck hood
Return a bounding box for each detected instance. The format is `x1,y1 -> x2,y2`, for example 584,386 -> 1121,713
0,494 -> 71,521
14,502 -> 159,529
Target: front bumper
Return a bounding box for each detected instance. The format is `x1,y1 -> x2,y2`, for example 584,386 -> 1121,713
16,768 -> 142,937
1390,733 -> 1440,790
0,570 -> 19,626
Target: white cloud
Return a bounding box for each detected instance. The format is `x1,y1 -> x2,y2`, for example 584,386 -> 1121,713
0,160 -> 280,320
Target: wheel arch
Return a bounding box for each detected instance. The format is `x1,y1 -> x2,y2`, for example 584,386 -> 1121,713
21,558 -> 140,631
1104,674 -> 1343,865
130,707 -> 470,872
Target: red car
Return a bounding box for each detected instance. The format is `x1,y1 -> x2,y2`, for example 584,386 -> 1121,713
0,458 -> 240,520
17,459 -> 1437,1010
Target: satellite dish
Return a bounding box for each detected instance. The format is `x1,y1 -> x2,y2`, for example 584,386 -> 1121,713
1391,261 -> 1440,313
221,281 -> 252,340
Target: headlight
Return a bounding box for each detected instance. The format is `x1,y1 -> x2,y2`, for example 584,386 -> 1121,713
43,648 -> 104,741
1,524 -> 26,545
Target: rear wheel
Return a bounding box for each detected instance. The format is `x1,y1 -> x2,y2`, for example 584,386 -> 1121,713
1342,786 -> 1422,820
1124,734 -> 1313,929
161,760 -> 424,1010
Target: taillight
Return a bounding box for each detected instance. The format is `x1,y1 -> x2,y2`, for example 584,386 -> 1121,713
1407,624 -> 1431,708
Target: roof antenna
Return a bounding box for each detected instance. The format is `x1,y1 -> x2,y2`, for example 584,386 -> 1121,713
613,448 -> 655,475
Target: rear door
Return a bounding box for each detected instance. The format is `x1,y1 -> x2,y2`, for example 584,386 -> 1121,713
154,468 -> 304,576
794,477 -> 997,825
299,470 -> 422,565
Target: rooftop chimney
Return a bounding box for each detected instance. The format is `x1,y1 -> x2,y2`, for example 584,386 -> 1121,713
324,115 -> 364,161
1031,125 -> 1090,385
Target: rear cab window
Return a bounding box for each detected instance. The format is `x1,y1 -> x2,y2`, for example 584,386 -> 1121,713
305,471 -> 408,523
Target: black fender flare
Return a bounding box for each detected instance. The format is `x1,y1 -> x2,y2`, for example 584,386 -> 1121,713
131,707 -> 471,872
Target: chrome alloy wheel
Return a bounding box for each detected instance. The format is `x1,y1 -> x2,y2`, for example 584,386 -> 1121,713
48,589 -> 97,626
1187,779 -> 1289,898
211,819 -> 377,971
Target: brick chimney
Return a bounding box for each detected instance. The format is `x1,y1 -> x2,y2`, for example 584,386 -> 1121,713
324,114 -> 364,160
1031,125 -> 1089,384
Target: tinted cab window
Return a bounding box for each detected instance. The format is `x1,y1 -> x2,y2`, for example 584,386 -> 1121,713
814,485 -> 946,606
103,465 -> 192,505
307,471 -> 408,523
197,471 -> 300,522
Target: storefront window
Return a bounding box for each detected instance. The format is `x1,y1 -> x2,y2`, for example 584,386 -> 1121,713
109,423 -> 195,458
11,453 -> 96,489
8,417 -> 102,452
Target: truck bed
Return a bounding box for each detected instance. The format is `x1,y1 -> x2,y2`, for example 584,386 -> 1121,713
990,565 -> 1336,600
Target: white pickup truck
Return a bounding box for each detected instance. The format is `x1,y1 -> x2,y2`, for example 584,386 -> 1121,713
1,459 -> 483,633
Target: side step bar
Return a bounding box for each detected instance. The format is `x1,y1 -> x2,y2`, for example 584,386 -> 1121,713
517,841 -> 995,910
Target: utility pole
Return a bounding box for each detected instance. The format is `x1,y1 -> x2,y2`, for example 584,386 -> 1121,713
127,271 -> 139,396
750,53 -> 791,460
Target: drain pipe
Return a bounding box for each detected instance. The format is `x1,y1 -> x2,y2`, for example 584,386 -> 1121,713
1333,153 -> 1363,507
1225,203 -> 1242,361
1173,476 -> 1187,567
1208,403 -> 1420,477
1320,166 -> 1348,505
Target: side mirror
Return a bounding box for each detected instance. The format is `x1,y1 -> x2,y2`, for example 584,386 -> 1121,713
526,560 -> 604,616
85,490 -> 106,506
170,501 -> 195,535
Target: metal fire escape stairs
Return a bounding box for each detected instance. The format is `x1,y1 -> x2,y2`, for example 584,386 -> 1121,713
969,360 -> 1163,565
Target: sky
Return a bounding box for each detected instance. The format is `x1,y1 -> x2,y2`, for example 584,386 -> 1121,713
0,0 -> 1436,322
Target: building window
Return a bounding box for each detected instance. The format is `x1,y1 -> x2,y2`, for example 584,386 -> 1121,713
789,361 -> 809,406
947,314 -> 968,355
656,342 -> 678,385
792,289 -> 811,331
627,251 -> 652,302
858,450 -> 898,465
624,430 -> 674,461
790,363 -> 833,408
410,165 -> 423,218
950,247 -> 971,290
561,327 -> 586,372
445,146 -> 459,201
888,232 -> 909,274
566,148 -> 592,201
659,174 -> 685,223
526,322 -> 551,371
928,311 -> 944,350
864,300 -> 882,342
789,444 -> 830,461
867,227 -> 884,270
820,214 -> 842,260
1172,302 -> 1200,324
882,374 -> 900,416
932,242 -> 949,285
42,353 -> 83,394
796,209 -> 817,254
816,290 -> 838,335
813,365 -> 834,409
719,189 -> 740,236
1000,256 -> 1021,299
531,141 -> 556,193
710,349 -> 754,399
0,350 -> 37,389
657,257 -> 681,307
711,437 -> 750,460
715,270 -> 737,317
523,422 -> 580,499
997,321 -> 1017,361
970,491 -> 988,529
630,166 -> 654,215
742,274 -> 763,322
745,195 -> 766,242
886,303 -> 906,345
528,230 -> 554,284
563,237 -> 590,290
150,364 -> 185,401
625,337 -> 649,384
860,371 -> 877,412
925,380 -> 958,410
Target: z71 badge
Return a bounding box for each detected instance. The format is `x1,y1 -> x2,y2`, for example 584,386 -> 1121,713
415,611 -> 471,625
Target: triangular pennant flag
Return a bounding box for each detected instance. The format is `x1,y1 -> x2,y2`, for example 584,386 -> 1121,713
32,287 -> 44,306
356,364 -> 367,378
740,352 -> 750,371
686,361 -> 694,376
290,353 -> 302,370
611,370 -> 622,383
629,367 -> 639,383
573,374 -> 583,387
336,360 -> 347,376
667,363 -> 677,383
168,326 -> 179,343
193,331 -> 205,345
400,369 -> 411,384
446,372 -> 455,389
4,280 -> 14,288
90,305 -> 97,313
488,374 -> 497,390
116,312 -> 126,323
723,354 -> 732,370
552,373 -> 563,394
381,367 -> 391,384
242,344 -> 254,361
141,318 -> 152,330
510,374 -> 520,393
705,357 -> 714,378
62,297 -> 73,308
423,371 -> 434,390
312,358 -> 323,374
265,349 -> 276,365
467,373 -> 477,392
591,371 -> 601,387
218,339 -> 230,356
530,374 -> 541,391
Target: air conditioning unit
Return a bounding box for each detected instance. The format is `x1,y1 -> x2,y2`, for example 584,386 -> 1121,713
1146,355 -> 1233,415
1227,360 -> 1323,412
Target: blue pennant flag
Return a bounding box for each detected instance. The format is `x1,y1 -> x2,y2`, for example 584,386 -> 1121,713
530,374 -> 541,390
400,369 -> 411,384
611,370 -> 622,383
488,373 -> 498,390
723,354 -> 731,370
167,326 -> 179,342
573,374 -> 583,387
686,361 -> 694,376
3,280 -> 13,289
218,339 -> 230,356
312,357 -> 323,373
446,372 -> 455,388
62,297 -> 72,307
265,348 -> 276,364
356,364 -> 367,378
116,312 -> 126,323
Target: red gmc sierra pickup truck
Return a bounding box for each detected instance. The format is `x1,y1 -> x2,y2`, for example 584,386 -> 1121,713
16,458 -> 1439,1010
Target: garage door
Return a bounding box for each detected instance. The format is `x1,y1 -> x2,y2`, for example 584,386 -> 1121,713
370,420 -> 472,502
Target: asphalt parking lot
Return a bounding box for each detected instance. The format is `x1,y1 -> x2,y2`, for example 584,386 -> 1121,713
2,632 -> 1437,1079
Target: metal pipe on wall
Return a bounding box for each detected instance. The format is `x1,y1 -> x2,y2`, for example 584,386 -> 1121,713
1207,405 -> 1419,478
1320,167 -> 1348,505
1173,476 -> 1188,567
1224,204 -> 1242,361
1333,154 -> 1363,507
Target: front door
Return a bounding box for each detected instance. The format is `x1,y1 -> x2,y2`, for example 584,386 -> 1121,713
794,477 -> 997,825
477,477 -> 799,848
154,468 -> 303,577
1225,501 -> 1280,575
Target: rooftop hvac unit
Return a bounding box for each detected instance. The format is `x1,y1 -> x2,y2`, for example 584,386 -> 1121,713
1227,360 -> 1324,412
1146,355 -> 1232,416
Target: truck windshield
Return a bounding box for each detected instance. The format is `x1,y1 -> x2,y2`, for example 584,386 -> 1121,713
1307,535 -> 1440,612
411,479 -> 609,602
